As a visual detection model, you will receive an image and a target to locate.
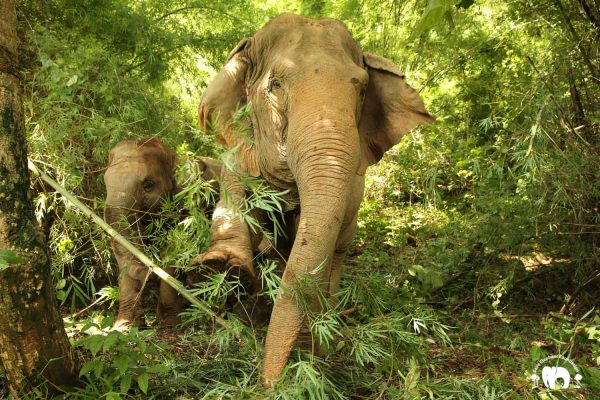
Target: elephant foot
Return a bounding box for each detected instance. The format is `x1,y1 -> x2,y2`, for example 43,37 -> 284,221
191,245 -> 258,294
113,314 -> 145,330
157,313 -> 182,326
156,302 -> 182,326
114,299 -> 145,329
186,270 -> 206,287
112,319 -> 130,332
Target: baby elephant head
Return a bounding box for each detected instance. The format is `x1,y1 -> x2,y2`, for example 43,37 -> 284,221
104,138 -> 177,221
104,138 -> 177,254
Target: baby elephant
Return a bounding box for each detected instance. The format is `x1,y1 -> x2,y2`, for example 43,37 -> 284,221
104,138 -> 220,327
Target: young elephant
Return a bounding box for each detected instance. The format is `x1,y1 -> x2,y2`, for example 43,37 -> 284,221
197,14 -> 434,385
104,138 -> 220,327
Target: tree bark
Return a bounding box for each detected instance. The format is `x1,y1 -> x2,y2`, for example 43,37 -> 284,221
0,0 -> 78,396
567,67 -> 587,130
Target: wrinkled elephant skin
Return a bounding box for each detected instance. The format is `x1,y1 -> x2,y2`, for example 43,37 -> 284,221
197,13 -> 434,385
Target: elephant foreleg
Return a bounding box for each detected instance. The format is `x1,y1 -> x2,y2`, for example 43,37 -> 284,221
112,239 -> 151,328
194,166 -> 262,292
115,267 -> 148,327
157,265 -> 183,325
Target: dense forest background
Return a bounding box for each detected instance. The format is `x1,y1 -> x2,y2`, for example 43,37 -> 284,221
2,0 -> 598,398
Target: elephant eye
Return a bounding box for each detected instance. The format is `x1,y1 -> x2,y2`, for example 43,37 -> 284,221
268,78 -> 282,92
142,179 -> 155,192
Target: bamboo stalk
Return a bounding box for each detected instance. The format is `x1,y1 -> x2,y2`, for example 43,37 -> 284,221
28,159 -> 232,331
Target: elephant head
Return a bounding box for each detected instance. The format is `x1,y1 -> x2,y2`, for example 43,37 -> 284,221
542,366 -> 571,389
104,138 -> 178,326
198,13 -> 434,384
105,137 -> 177,206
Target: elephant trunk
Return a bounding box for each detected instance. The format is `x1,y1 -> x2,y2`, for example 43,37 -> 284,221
262,103 -> 360,384
104,194 -> 150,325
104,186 -> 146,251
104,204 -> 144,249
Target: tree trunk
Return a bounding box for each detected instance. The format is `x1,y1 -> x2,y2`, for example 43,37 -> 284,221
0,0 -> 78,396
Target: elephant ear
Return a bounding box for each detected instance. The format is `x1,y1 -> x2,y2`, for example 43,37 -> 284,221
140,138 -> 177,178
139,138 -> 178,192
107,140 -> 135,166
198,38 -> 260,177
359,53 -> 435,169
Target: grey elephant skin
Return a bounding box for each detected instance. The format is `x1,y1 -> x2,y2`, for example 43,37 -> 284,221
196,13 -> 434,385
104,138 -> 220,328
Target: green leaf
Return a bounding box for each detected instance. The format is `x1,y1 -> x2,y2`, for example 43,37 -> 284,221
137,372 -> 149,394
66,75 -> 78,87
79,359 -> 99,377
114,354 -> 130,375
529,346 -> 546,364
100,314 -> 115,329
413,0 -> 454,37
79,321 -> 99,333
106,392 -> 121,400
103,331 -> 120,351
146,364 -> 170,373
58,239 -> 75,253
56,290 -> 68,301
0,249 -> 23,270
93,359 -> 105,377
87,335 -> 104,356
120,374 -> 132,394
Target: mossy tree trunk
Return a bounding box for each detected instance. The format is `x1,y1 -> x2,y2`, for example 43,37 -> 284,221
0,0 -> 78,396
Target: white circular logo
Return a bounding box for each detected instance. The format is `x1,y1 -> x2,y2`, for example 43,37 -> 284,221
530,355 -> 582,390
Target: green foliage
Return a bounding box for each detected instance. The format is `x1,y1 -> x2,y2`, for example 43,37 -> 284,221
19,0 -> 264,307
238,178 -> 289,244
413,0 -> 455,37
71,317 -> 170,399
212,103 -> 291,245
145,147 -> 216,271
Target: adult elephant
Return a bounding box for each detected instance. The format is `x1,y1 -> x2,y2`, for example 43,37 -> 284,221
197,13 -> 434,385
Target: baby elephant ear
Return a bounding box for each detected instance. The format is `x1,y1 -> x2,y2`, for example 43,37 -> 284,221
139,138 -> 177,175
359,53 -> 435,167
162,145 -> 177,176
107,146 -> 117,166
198,38 -> 260,177
107,139 -> 135,166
